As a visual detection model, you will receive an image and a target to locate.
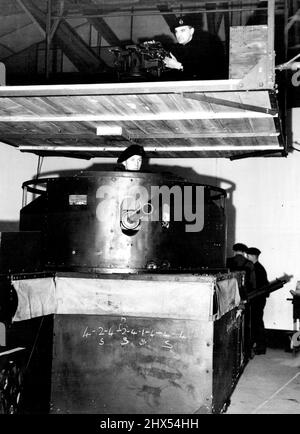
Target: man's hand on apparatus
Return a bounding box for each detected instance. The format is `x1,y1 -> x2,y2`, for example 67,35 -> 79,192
163,53 -> 183,70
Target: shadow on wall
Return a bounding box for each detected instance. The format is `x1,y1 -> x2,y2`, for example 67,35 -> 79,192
18,161 -> 237,256
146,163 -> 236,256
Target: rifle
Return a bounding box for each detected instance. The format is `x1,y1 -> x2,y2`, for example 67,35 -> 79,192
247,274 -> 291,301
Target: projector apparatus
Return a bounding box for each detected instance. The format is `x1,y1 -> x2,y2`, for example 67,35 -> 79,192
110,40 -> 170,79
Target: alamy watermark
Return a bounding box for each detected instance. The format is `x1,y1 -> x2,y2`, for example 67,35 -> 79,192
95,184 -> 205,233
291,70 -> 300,87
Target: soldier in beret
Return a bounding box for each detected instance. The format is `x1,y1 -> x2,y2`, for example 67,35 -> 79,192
117,145 -> 146,231
163,14 -> 227,80
226,243 -> 256,297
117,144 -> 145,171
226,243 -> 257,359
247,247 -> 269,355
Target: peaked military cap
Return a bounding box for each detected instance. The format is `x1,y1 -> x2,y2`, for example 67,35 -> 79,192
173,15 -> 196,31
247,247 -> 261,256
233,243 -> 248,252
117,145 -> 145,164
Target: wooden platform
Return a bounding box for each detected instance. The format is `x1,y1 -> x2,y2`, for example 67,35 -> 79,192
0,6 -> 285,160
0,79 -> 284,159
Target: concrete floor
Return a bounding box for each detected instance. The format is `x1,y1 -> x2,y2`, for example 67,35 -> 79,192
226,348 -> 300,414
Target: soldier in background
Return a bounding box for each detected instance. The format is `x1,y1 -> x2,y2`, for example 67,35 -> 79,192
227,243 -> 257,360
226,243 -> 256,299
247,247 -> 269,355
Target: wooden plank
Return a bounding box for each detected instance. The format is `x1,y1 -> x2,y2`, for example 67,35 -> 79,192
0,80 -> 248,97
0,111 -> 275,122
0,92 -> 163,118
0,90 -> 277,117
0,117 -> 278,137
19,149 -> 284,159
15,133 -> 281,147
1,131 -> 279,139
230,25 -> 268,79
229,24 -> 274,88
19,144 -> 282,153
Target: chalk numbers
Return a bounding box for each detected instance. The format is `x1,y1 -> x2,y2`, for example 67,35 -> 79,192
81,317 -> 187,350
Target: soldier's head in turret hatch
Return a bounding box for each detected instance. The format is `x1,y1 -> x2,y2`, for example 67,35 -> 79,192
117,145 -> 145,171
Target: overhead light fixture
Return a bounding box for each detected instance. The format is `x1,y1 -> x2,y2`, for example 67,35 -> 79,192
96,126 -> 123,136
96,125 -> 132,141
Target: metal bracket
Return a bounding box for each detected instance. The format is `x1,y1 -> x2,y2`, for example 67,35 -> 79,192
229,149 -> 286,161
182,92 -> 277,116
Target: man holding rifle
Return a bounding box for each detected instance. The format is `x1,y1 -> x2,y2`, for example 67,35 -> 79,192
247,247 -> 269,355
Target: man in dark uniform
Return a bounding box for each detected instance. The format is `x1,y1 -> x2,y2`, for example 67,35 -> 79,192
247,247 -> 269,355
226,243 -> 257,360
226,243 -> 256,299
163,14 -> 227,80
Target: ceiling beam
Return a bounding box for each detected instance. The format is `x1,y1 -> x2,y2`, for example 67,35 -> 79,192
156,4 -> 178,33
0,43 -> 16,55
67,0 -> 122,46
51,1 -> 284,19
87,16 -> 121,46
0,0 -> 24,15
16,0 -> 46,37
19,0 -> 107,72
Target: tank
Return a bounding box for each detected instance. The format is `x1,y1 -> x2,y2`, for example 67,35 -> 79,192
20,171 -> 227,273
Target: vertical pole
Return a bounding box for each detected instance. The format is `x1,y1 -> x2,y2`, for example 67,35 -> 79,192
45,0 -> 52,80
130,6 -> 134,42
284,0 -> 289,64
283,0 -> 289,153
267,0 -> 275,87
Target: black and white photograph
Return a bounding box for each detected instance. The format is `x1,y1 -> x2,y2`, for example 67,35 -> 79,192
0,0 -> 298,424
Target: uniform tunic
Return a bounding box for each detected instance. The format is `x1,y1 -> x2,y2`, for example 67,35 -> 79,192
168,30 -> 228,80
251,261 -> 269,353
226,254 -> 256,299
